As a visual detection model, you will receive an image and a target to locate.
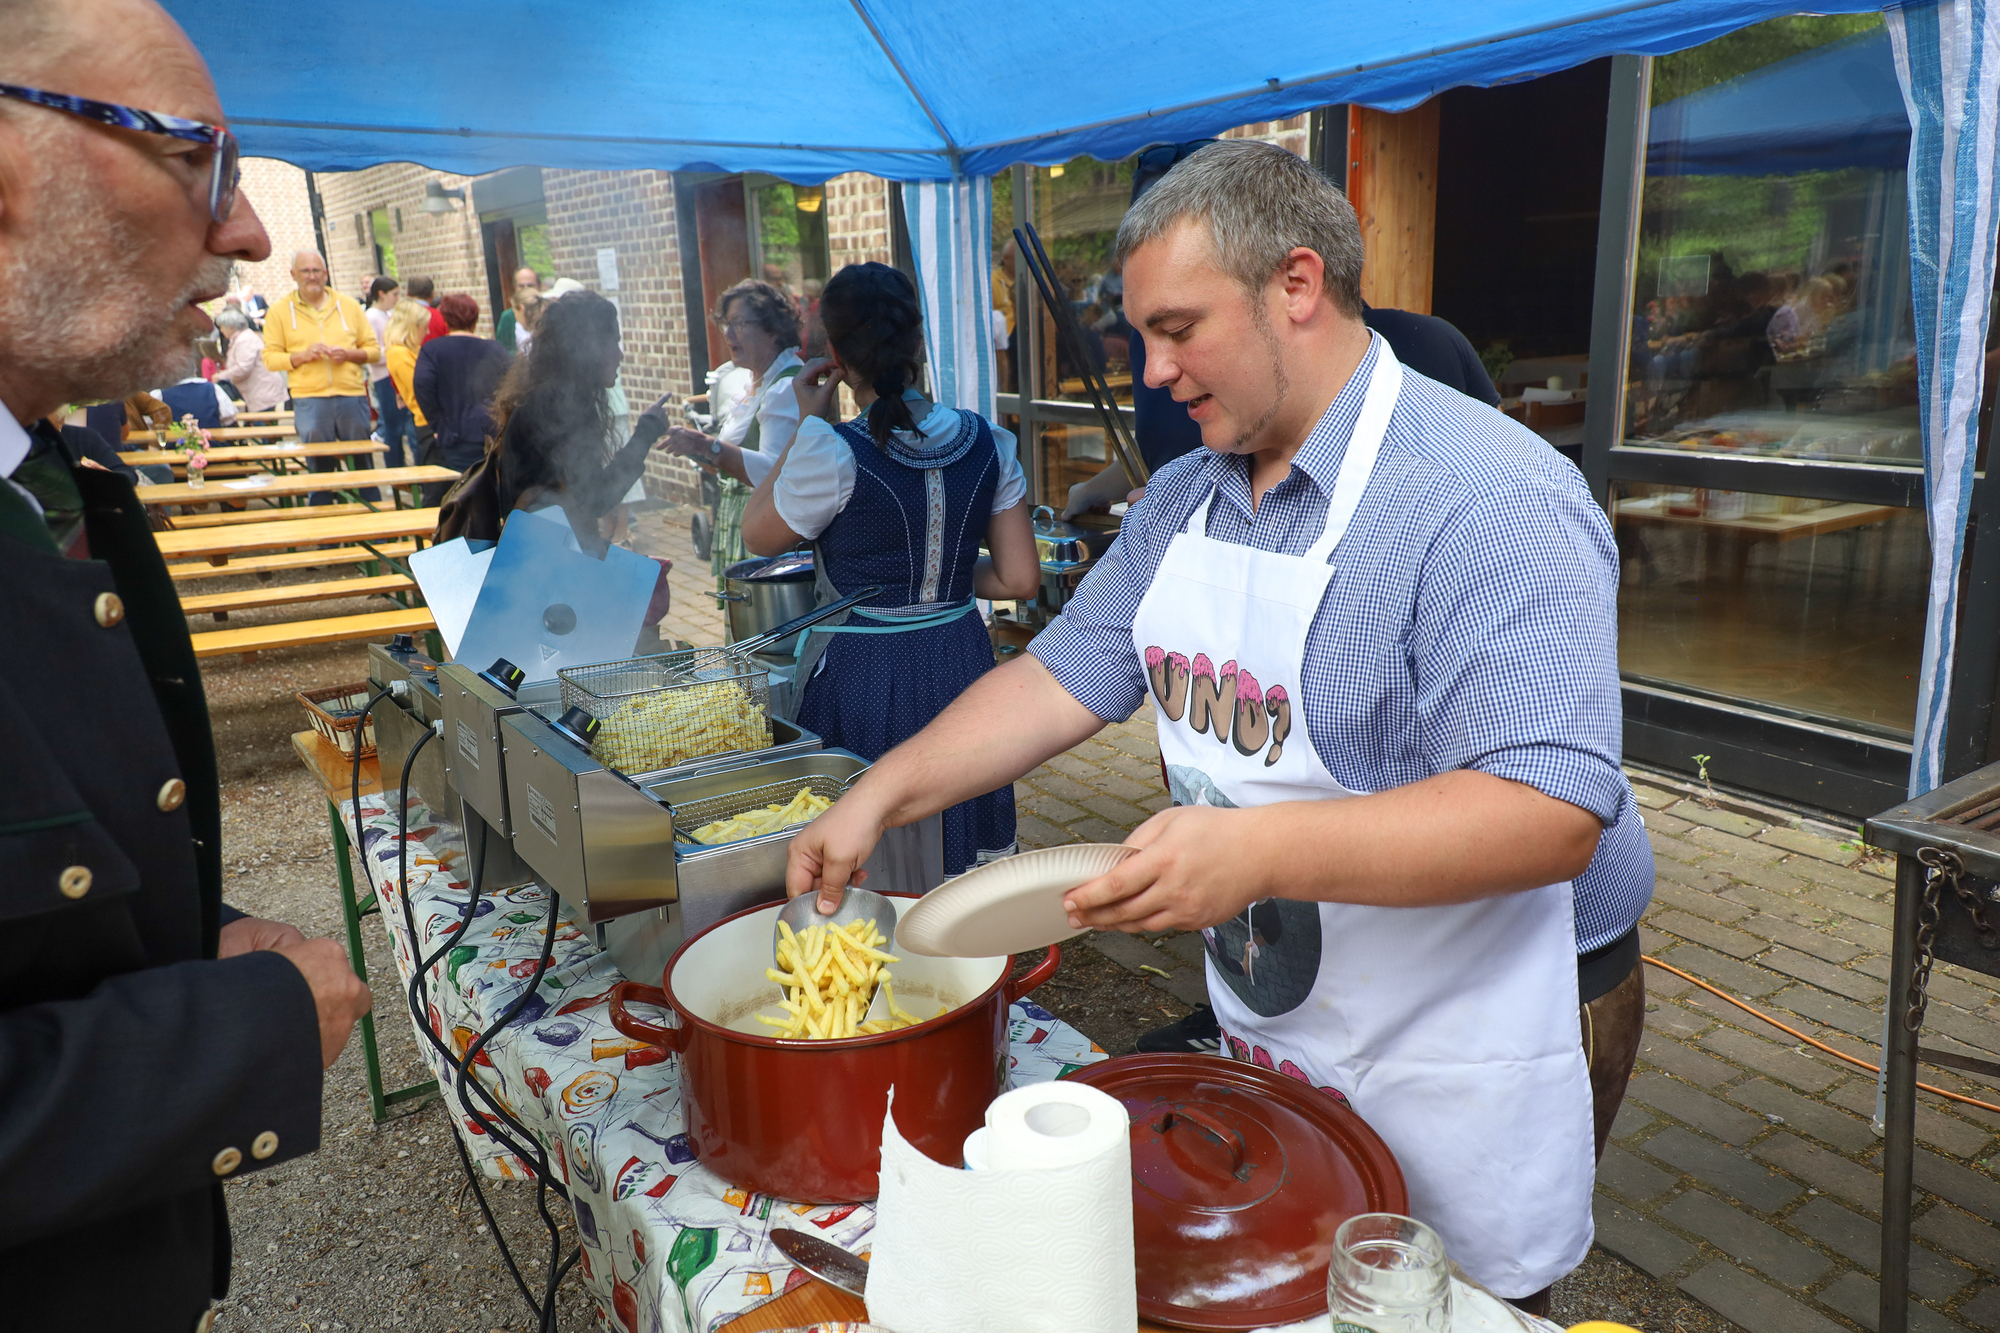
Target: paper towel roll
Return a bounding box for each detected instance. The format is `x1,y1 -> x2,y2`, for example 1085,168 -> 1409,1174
869,1086 -> 1136,1333
984,1081 -> 1129,1173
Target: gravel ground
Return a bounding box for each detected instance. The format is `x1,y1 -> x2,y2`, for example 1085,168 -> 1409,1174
183,532 -> 1746,1332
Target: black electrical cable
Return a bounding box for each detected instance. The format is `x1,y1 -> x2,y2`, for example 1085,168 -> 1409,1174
384,730 -> 568,1325
346,684 -> 572,1320
451,892 -> 574,1333
380,729 -> 580,1330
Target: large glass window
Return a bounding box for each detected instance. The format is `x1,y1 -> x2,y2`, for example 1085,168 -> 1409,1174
1613,482 -> 1928,735
1624,15 -> 1916,467
746,176 -> 830,352
1610,14 -> 1924,744
1029,157 -> 1138,408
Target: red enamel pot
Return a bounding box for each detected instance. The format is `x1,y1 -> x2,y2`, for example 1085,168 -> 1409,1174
609,894 -> 1060,1203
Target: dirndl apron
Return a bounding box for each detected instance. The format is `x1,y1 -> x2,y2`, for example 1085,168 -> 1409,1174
1129,336 -> 1594,1297
791,409 -> 1017,875
712,364 -> 802,591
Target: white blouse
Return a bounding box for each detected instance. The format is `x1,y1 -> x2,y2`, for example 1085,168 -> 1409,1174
717,347 -> 804,468
772,401 -> 1028,540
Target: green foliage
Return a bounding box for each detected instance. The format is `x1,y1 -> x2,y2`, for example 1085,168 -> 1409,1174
516,223 -> 553,284
1651,13 -> 1884,107
1635,166 -> 1892,297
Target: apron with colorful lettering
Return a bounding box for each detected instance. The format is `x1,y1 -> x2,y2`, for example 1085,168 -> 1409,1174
1128,336 -> 1594,1296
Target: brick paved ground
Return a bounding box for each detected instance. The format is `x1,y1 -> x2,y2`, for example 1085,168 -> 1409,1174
630,503 -> 2000,1332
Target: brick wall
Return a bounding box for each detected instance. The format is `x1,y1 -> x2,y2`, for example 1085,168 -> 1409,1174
1222,116 -> 1311,160
231,157 -> 319,304
825,171 -> 894,268
312,163 -> 495,335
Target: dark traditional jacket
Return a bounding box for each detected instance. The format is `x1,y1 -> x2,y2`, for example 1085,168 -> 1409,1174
0,434 -> 323,1330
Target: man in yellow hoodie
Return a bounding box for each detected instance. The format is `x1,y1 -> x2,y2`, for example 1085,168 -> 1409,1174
262,250 -> 379,502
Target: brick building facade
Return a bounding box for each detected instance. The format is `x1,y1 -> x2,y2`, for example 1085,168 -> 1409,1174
312,164 -> 495,336
231,157 -> 320,305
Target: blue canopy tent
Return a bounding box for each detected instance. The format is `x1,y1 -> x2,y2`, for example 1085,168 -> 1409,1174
1647,24 -> 1910,176
164,0 -> 1996,811
173,0 -> 1886,179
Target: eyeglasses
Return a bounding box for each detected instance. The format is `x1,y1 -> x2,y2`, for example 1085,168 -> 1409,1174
0,81 -> 240,223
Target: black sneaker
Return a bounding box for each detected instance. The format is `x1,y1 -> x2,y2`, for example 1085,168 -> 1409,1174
1137,1003 -> 1221,1054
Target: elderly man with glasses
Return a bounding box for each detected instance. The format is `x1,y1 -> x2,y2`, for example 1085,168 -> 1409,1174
0,2 -> 372,1329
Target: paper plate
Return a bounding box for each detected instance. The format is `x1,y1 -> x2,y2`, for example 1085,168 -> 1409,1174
895,843 -> 1136,958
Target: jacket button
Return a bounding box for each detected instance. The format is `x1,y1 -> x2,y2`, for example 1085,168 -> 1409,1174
58,865 -> 92,899
252,1131 -> 279,1160
157,779 -> 187,812
94,592 -> 125,628
211,1146 -> 242,1177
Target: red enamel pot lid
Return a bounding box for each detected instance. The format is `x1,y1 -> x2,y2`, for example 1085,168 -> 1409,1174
1063,1054 -> 1407,1332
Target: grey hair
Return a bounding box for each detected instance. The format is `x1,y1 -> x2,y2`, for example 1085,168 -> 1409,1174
215,307 -> 250,332
1113,140 -> 1365,318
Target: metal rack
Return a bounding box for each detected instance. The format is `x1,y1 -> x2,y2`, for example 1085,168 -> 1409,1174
1863,759 -> 2000,1333
557,648 -> 772,777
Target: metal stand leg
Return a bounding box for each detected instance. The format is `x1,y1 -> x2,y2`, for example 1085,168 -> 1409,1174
1879,853 -> 1923,1333
326,796 -> 439,1122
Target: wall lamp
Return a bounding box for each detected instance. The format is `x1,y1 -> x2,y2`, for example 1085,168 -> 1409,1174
421,179 -> 467,214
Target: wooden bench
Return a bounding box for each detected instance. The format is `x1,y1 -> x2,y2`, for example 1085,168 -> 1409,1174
125,424 -> 299,444
180,572 -> 417,620
167,502 -> 376,529
167,540 -> 420,582
119,440 -> 385,469
153,508 -> 440,562
189,605 -> 437,660
137,465 -> 459,509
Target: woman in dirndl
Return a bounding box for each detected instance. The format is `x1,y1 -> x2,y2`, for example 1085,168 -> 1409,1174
664,279 -> 807,587
741,262 -> 1040,875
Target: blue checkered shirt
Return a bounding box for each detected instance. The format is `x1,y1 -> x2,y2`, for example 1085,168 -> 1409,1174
1029,338 -> 1652,953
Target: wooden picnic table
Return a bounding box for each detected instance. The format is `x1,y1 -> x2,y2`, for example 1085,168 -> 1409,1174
135,464 -> 457,508
118,439 -> 384,468
234,410 -> 294,424
152,507 -> 440,562
124,423 -> 300,444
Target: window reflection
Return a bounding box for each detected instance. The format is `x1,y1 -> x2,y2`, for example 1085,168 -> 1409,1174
1624,17 -> 1919,467
1615,482 -> 1927,735
1031,157 -> 1137,404
746,177 -> 830,353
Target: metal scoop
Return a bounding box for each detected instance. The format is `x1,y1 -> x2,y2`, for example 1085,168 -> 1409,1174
774,882 -> 898,961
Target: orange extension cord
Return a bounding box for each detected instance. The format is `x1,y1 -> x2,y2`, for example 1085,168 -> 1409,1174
1640,955 -> 2000,1117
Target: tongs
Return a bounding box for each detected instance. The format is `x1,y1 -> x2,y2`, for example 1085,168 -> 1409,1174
1014,222 -> 1150,489
729,583 -> 885,658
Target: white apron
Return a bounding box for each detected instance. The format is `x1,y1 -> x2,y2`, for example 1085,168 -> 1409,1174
1129,336 -> 1594,1297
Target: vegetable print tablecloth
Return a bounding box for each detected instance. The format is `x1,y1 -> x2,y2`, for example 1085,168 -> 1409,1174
344,793 -> 1108,1333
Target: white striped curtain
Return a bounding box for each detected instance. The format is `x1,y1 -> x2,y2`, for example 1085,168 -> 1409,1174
902,177 -> 997,421
1889,0 -> 2000,797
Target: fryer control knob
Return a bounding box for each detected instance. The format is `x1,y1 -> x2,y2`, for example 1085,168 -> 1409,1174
553,706 -> 603,750
482,658 -> 526,697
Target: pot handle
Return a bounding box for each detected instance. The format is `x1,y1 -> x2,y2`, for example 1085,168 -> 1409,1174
709,591 -> 748,603
1157,1105 -> 1248,1176
608,981 -> 687,1055
1004,943 -> 1062,1003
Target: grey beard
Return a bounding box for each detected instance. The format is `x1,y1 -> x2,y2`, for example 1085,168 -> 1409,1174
0,153 -> 230,404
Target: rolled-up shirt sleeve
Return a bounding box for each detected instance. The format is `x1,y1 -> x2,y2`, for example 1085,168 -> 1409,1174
1411,480 -> 1628,826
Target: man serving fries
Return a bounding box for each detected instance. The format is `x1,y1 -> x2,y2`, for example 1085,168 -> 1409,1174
787,141 -> 1653,1311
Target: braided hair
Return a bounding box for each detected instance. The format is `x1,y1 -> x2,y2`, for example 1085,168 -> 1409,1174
817,262 -> 925,449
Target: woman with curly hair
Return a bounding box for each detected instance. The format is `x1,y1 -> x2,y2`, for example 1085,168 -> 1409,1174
488,288 -> 673,556
740,262 -> 1040,874
664,278 -> 806,580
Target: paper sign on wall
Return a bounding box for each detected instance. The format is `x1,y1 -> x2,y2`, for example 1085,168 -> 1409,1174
596,246 -> 620,292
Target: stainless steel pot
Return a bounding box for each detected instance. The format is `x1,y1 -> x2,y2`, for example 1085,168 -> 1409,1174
716,553 -> 816,652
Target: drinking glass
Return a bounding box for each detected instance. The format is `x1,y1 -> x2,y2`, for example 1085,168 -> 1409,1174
1327,1212 -> 1452,1333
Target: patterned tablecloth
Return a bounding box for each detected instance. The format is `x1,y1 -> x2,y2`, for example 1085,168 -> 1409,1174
344,792 -> 1109,1333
